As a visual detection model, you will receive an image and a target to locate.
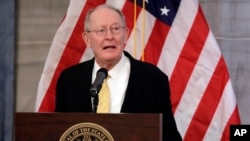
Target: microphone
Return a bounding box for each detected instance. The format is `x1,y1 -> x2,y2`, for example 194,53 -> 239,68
90,68 -> 108,97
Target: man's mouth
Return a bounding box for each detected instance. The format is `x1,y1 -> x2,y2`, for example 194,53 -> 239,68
103,46 -> 116,50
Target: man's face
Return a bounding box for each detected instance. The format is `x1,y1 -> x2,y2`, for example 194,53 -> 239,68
83,7 -> 128,68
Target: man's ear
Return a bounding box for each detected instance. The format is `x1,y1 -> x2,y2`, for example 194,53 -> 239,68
82,32 -> 91,48
124,27 -> 129,45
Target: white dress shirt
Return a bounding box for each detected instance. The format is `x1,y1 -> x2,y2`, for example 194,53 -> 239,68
92,53 -> 131,113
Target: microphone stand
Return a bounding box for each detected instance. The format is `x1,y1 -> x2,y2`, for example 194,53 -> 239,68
90,90 -> 99,113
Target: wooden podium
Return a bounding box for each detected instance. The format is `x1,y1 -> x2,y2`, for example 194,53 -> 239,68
15,112 -> 162,141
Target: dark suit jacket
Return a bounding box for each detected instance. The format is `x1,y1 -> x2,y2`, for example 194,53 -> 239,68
55,51 -> 182,141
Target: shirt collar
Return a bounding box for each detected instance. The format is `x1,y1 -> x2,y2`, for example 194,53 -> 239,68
92,53 -> 130,83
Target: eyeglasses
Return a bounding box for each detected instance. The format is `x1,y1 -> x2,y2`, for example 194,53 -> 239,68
87,24 -> 126,36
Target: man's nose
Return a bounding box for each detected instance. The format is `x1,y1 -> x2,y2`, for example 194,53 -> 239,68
105,29 -> 114,39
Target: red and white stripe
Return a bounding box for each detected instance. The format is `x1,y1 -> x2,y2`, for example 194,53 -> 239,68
35,0 -> 240,140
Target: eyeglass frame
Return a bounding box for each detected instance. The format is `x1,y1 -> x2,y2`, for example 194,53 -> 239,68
86,24 -> 126,36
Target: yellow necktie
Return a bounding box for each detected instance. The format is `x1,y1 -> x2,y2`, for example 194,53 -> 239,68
97,77 -> 110,113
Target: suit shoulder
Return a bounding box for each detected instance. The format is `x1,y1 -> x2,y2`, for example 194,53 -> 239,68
138,60 -> 166,74
60,59 -> 93,76
131,60 -> 169,81
125,51 -> 168,78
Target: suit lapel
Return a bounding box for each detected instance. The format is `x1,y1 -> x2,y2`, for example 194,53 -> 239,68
121,52 -> 144,112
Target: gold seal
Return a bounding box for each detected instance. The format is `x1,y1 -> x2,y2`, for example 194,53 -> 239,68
59,122 -> 114,141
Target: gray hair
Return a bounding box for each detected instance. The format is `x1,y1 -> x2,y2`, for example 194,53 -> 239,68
84,4 -> 126,32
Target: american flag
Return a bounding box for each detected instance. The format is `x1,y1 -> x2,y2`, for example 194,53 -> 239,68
35,0 -> 241,140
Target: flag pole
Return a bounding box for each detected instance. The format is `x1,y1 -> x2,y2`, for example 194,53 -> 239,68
141,0 -> 146,61
133,0 -> 137,58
